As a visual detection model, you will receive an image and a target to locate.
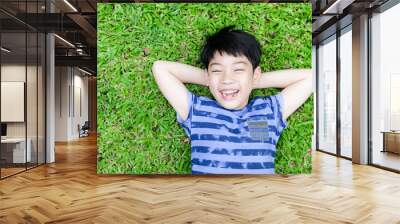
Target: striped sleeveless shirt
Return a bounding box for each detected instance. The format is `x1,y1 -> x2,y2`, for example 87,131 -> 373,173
177,91 -> 287,174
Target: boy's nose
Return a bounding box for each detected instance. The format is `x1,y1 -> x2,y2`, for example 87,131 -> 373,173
222,73 -> 234,84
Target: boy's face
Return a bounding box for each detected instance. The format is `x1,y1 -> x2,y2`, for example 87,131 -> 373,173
205,52 -> 261,110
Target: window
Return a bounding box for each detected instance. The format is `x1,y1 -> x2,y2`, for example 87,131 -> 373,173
318,35 -> 337,154
339,26 -> 352,158
370,2 -> 400,171
0,1 -> 47,179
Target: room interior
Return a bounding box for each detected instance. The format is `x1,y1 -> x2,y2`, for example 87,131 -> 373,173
0,0 -> 400,222
0,0 -> 96,179
0,30 -> 46,177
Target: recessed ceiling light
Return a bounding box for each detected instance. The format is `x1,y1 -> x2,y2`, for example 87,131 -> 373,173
322,0 -> 355,15
78,67 -> 93,76
63,0 -> 78,12
54,34 -> 75,48
1,47 -> 11,53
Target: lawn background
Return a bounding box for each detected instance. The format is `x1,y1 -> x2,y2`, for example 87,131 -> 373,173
97,3 -> 313,174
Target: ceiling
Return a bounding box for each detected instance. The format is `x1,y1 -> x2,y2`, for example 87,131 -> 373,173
312,0 -> 391,44
3,0 -> 395,73
0,0 -> 97,75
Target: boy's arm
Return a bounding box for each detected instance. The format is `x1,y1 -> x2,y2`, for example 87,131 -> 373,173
152,60 -> 207,120
254,69 -> 313,120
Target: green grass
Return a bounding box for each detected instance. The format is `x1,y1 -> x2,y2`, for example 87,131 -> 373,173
97,3 -> 313,174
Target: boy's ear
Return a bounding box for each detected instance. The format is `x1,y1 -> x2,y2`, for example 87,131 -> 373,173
204,69 -> 210,86
253,66 -> 262,85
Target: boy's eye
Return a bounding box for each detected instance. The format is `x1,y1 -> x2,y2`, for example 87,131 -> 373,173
211,70 -> 222,73
234,69 -> 244,72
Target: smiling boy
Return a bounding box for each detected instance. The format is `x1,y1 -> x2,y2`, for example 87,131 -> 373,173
152,26 -> 312,174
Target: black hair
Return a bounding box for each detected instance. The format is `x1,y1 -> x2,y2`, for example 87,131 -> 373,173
200,26 -> 262,71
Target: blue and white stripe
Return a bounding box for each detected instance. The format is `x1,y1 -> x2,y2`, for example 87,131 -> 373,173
177,91 -> 286,174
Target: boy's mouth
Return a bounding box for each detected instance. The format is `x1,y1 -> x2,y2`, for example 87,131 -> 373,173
219,89 -> 239,100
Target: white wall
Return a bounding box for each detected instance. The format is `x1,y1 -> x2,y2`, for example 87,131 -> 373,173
55,66 -> 68,141
1,65 -> 25,81
54,67 -> 89,141
72,72 -> 89,138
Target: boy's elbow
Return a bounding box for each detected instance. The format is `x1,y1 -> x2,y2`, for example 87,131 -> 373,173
306,72 -> 313,94
152,60 -> 164,76
302,69 -> 312,79
301,69 -> 313,85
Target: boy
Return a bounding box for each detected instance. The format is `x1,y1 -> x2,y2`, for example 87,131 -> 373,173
152,26 -> 312,174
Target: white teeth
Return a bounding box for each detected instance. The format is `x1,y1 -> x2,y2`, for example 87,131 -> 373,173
221,90 -> 239,94
220,89 -> 239,97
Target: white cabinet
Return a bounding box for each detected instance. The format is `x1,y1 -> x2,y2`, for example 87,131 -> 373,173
1,138 -> 32,163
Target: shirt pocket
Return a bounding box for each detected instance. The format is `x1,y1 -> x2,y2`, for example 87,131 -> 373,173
247,117 -> 270,142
